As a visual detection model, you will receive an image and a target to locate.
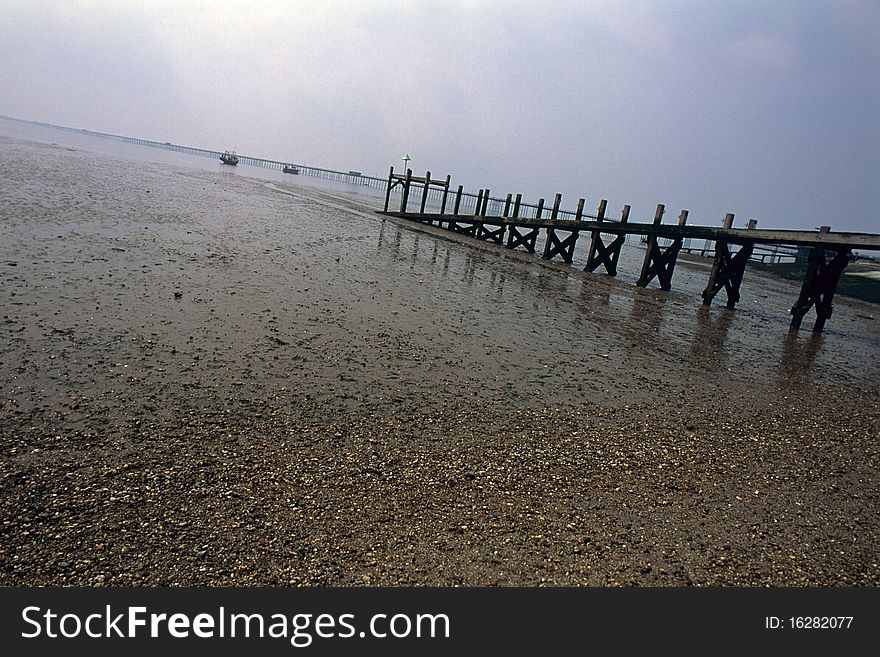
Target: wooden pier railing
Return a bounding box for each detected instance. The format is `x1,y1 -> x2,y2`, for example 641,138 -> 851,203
379,167 -> 880,333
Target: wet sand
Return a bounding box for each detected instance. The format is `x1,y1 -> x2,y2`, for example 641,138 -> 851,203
1,128 -> 878,586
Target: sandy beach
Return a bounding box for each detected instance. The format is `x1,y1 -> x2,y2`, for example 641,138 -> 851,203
1,125 -> 878,586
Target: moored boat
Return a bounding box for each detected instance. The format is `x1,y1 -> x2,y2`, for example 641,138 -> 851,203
220,150 -> 239,166
283,164 -> 299,174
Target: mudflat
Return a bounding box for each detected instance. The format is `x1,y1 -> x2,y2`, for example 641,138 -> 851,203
1,132 -> 878,586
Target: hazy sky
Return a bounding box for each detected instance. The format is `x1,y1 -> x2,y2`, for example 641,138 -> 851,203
1,0 -> 878,231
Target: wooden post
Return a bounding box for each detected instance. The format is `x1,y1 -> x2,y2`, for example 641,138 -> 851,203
586,200 -> 605,266
513,193 -> 522,218
440,174 -> 451,215
536,198 -> 545,219
789,227 -> 849,332
637,204 -> 686,289
586,199 -> 628,276
400,169 -> 412,212
575,198 -> 585,222
542,192 -> 578,263
659,209 -> 689,284
621,204 -> 631,223
702,215 -> 732,306
503,193 -> 512,217
542,194 -> 562,260
383,166 -> 394,212
701,213 -> 754,308
453,184 -> 463,215
638,204 -> 664,280
420,171 -> 432,214
474,189 -> 484,216
481,189 -> 491,217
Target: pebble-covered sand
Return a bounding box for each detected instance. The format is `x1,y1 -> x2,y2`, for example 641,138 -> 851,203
1,126 -> 878,586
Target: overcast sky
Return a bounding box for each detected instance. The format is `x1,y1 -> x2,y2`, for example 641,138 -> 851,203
1,0 -> 877,231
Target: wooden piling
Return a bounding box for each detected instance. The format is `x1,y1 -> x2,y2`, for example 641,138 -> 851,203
585,200 -> 629,276
420,171 -> 432,214
575,198 -> 585,221
789,227 -> 851,332
543,194 -> 577,262
383,166 -> 394,212
400,169 -> 412,212
440,174 -> 451,215
701,214 -> 754,309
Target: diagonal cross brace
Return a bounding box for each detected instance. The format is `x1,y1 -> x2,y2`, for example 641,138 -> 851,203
506,225 -> 541,253
701,241 -> 754,308
476,222 -> 506,245
637,239 -> 683,290
586,233 -> 627,275
789,247 -> 851,332
447,218 -> 479,237
542,228 -> 579,263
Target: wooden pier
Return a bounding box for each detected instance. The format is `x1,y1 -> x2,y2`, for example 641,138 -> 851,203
379,167 -> 880,332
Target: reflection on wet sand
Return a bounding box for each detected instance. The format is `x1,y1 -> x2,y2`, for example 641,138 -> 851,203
627,288 -> 669,336
578,276 -> 612,308
488,269 -> 506,299
778,331 -> 823,383
690,305 -> 735,368
410,232 -> 420,265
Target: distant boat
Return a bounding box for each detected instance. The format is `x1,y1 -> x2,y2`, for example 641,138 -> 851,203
283,164 -> 300,174
220,150 -> 239,166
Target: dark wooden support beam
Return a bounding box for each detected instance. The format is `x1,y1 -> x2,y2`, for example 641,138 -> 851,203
440,174 -> 451,215
585,201 -> 630,276
481,188 -> 491,217
701,214 -> 755,308
789,227 -> 851,332
542,227 -> 579,263
474,189 -> 484,216
448,217 -> 479,237
638,205 -> 689,290
536,197 -> 545,220
383,165 -> 394,211
503,194 -> 512,217
542,194 -> 576,261
476,221 -> 506,244
506,225 -> 541,253
586,199 -> 606,269
453,185 -> 463,215
512,193 -> 522,218
659,208 -> 688,278
420,171 -> 431,215
400,168 -> 412,212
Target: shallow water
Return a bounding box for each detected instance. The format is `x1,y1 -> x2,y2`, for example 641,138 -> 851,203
1,119 -> 878,434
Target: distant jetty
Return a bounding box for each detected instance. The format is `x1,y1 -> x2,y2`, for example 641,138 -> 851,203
379,167 -> 880,333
